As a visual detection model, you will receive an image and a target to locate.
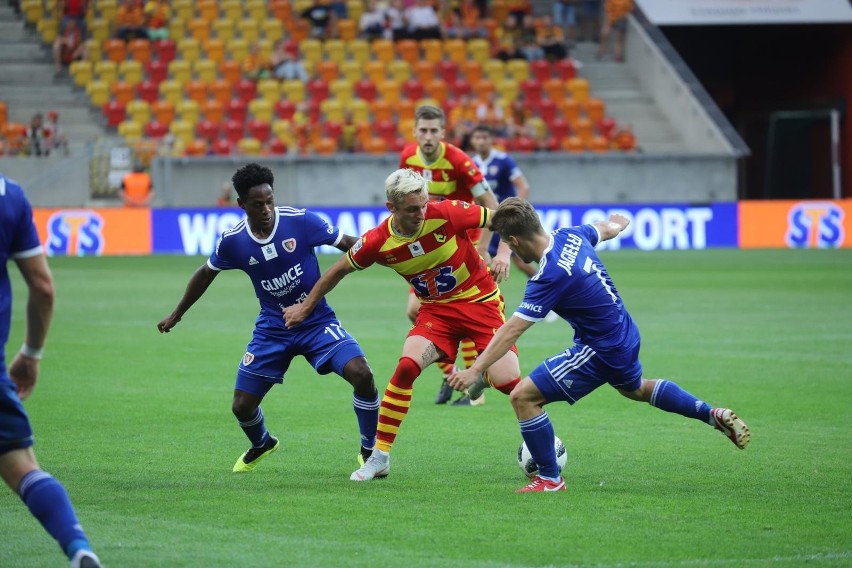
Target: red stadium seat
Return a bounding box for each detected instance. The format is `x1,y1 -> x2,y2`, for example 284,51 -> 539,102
307,79 -> 329,102
598,117 -> 617,139
304,100 -> 322,124
436,60 -> 458,84
152,39 -> 176,63
102,101 -> 126,127
539,99 -> 558,124
401,79 -> 424,101
324,120 -> 343,140
226,99 -> 248,122
520,79 -> 542,105
375,119 -> 397,145
274,99 -> 296,120
549,117 -> 570,140
450,78 -> 471,98
354,79 -> 377,102
144,60 -> 167,84
246,118 -> 271,142
135,79 -> 159,103
196,119 -> 220,142
554,58 -> 577,81
223,119 -> 244,144
268,138 -> 288,154
211,138 -> 232,155
235,79 -> 257,104
144,120 -> 168,138
530,60 -> 551,82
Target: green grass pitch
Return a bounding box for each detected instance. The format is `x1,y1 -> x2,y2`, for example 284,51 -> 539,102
2,249 -> 851,567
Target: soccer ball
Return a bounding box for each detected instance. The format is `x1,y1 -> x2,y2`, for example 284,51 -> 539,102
517,436 -> 568,478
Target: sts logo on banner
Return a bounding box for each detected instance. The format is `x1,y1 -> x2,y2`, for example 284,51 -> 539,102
46,211 -> 105,256
785,202 -> 845,248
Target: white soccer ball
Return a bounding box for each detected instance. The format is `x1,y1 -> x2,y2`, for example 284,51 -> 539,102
517,436 -> 568,478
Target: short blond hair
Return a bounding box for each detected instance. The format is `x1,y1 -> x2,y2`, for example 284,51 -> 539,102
385,168 -> 428,205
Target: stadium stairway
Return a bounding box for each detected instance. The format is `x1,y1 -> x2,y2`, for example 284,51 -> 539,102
0,1 -> 106,156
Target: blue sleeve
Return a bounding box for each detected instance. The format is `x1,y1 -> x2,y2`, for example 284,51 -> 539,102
514,270 -> 558,321
304,210 -> 341,248
208,235 -> 234,271
576,224 -> 600,248
11,193 -> 42,255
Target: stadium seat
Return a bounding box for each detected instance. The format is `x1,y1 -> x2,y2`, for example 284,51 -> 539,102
363,61 -> 386,85
530,59 -> 551,82
219,60 -> 241,85
304,99 -> 322,124
307,79 -> 329,102
588,135 -> 610,152
554,58 -> 577,81
397,99 -> 415,121
211,138 -> 232,155
424,78 -> 448,104
363,136 -> 388,154
237,137 -> 262,155
313,137 -> 338,155
170,119 -> 195,145
354,78 -> 377,102
262,19 -> 285,43
197,0 -> 218,22
473,78 -> 495,100
152,39 -> 177,64
346,0 -> 364,21
209,80 -> 232,106
36,18 -> 58,44
201,99 -> 225,123
388,60 -> 411,83
585,97 -> 606,123
110,81 -> 135,105
239,19 -> 260,44
567,77 -> 590,104
187,18 -> 211,42
371,99 -> 393,122
443,38 -> 466,66
158,79 -> 183,105
396,39 -> 419,65
94,61 -> 118,84
300,39 -> 323,66
598,117 -> 617,139
324,39 -> 347,65
257,78 -> 280,104
450,78 -> 472,98
235,79 -> 258,104
226,98 -> 248,122
102,100 -> 126,127
223,119 -> 245,144
151,100 -> 176,124
461,60 -> 483,85
103,39 -> 127,63
118,60 -> 143,86
549,117 -> 570,140
330,79 -> 353,103
281,80 -> 306,103
88,18 -> 110,42
421,39 -> 443,64
184,138 -> 208,156
377,79 -> 401,106
436,60 -> 458,84
86,80 -> 110,107
181,79 -> 204,105
466,39 -> 490,64
228,38 -> 250,63
272,119 -> 296,147
497,78 -> 519,103
168,60 -> 191,83
268,137 -> 288,155
347,99 -> 370,123
83,39 -> 101,63
507,59 -> 530,82
69,61 -> 93,87
249,99 -> 274,122
539,98 -> 558,124
176,99 -> 200,124
542,77 -> 566,102
560,98 -> 581,124
321,99 -> 345,123
213,18 -> 235,42
246,118 -> 272,142
194,59 -> 217,83
274,99 -> 296,120
126,99 -> 151,125
337,19 -> 357,41
221,0 -> 243,21
574,116 -> 594,143
145,59 -> 168,84
144,119 -> 169,138
483,59 -> 505,83
340,60 -> 362,83
401,79 -> 424,102
316,61 -> 339,83
520,79 -> 543,105
251,0 -> 274,21
412,60 -> 433,85
118,119 -> 142,141
371,39 -> 394,65
135,79 -> 159,103
347,39 -> 370,66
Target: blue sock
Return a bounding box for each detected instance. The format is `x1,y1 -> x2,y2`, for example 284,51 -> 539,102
353,391 -> 379,449
650,380 -> 711,422
238,406 -> 269,447
19,470 -> 91,560
519,412 -> 560,480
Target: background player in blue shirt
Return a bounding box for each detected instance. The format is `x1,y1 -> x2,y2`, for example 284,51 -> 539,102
158,163 -> 379,474
450,198 -> 750,492
470,124 -> 537,279
0,174 -> 101,567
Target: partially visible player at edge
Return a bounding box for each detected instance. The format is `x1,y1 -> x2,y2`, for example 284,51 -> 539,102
284,169 -> 522,482
449,198 -> 751,493
400,104 -> 511,406
0,173 -> 102,567
157,163 -> 380,473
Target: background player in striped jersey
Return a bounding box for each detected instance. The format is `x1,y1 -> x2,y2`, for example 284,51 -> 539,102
449,198 -> 750,492
0,174 -> 101,567
158,163 -> 380,474
400,105 -> 511,406
284,169 -> 522,481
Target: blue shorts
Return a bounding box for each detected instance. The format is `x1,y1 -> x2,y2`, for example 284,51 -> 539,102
235,319 -> 366,398
529,340 -> 643,405
0,372 -> 34,454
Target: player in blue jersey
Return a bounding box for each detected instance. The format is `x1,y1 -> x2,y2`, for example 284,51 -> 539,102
158,163 -> 380,474
470,124 -> 537,279
0,174 -> 101,567
449,198 -> 750,492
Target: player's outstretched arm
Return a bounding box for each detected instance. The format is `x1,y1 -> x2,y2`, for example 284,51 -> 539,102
157,263 -> 218,333
335,234 -> 359,251
594,213 -> 630,242
283,254 -> 356,328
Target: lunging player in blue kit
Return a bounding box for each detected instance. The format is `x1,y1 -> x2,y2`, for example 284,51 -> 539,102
158,163 -> 379,473
449,198 -> 750,493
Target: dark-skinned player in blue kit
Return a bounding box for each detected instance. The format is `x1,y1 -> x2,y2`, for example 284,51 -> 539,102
158,163 -> 380,474
450,198 -> 750,492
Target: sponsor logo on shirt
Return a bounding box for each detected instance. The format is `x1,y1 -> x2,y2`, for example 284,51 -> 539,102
249,256 -> 259,265
409,241 -> 425,256
262,243 -> 278,261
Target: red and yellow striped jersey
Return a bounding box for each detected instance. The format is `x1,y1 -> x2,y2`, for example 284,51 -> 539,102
399,142 -> 484,203
347,200 -> 499,304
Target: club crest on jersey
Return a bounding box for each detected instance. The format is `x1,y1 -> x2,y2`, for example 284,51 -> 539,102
434,228 -> 447,243
422,170 -> 433,181
242,352 -> 254,366
282,238 -> 296,253
409,241 -> 425,256
441,170 -> 449,181
262,243 -> 278,261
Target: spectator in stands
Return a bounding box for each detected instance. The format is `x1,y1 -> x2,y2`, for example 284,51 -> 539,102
580,0 -> 602,42
384,0 -> 407,41
270,41 -> 309,82
115,0 -> 149,41
475,93 -> 508,137
143,0 -> 170,41
612,123 -> 637,151
537,14 -> 569,61
597,0 -> 632,62
217,182 -> 237,207
405,0 -> 443,41
44,111 -> 69,157
300,0 -> 337,39
505,0 -> 532,27
52,17 -> 85,77
121,163 -> 155,207
359,0 -> 386,41
244,43 -> 272,81
25,114 -> 49,157
56,0 -> 88,39
553,0 -> 578,46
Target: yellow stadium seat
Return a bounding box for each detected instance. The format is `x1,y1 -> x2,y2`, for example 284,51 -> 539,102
346,0 -> 364,22
256,39 -> 274,61
227,38 -> 250,63
321,99 -> 344,123
272,119 -> 296,147
118,119 -> 143,141
388,60 -> 411,82
568,77 -> 590,104
466,38 -> 490,64
118,60 -> 143,86
257,78 -> 280,103
347,39 -> 370,65
347,98 -> 370,123
281,80 -> 306,103
377,79 -> 400,106
245,0 -> 268,22
324,39 -> 346,65
158,79 -> 184,105
69,60 -> 93,88
340,60 -> 362,83
330,79 -> 353,103
262,19 -> 284,43
194,59 -> 217,83
170,118 -> 196,145
177,38 -> 201,63
221,0 -> 243,21
86,80 -> 110,107
497,78 -> 519,103
237,137 -> 262,155
238,19 -> 260,44
171,0 -> 193,22
126,100 -> 151,125
168,60 -> 192,83
36,18 -> 58,44
94,60 -> 118,84
249,98 -> 274,122
300,38 -> 322,66
88,18 -> 110,42
176,99 -> 200,124
167,18 -> 186,41
507,59 -> 530,82
484,59 -> 505,83
84,39 -> 102,62
22,0 -> 44,25
213,18 -> 235,42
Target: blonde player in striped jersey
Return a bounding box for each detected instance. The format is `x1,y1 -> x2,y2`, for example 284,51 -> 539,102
399,104 -> 511,405
284,169 -> 522,481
